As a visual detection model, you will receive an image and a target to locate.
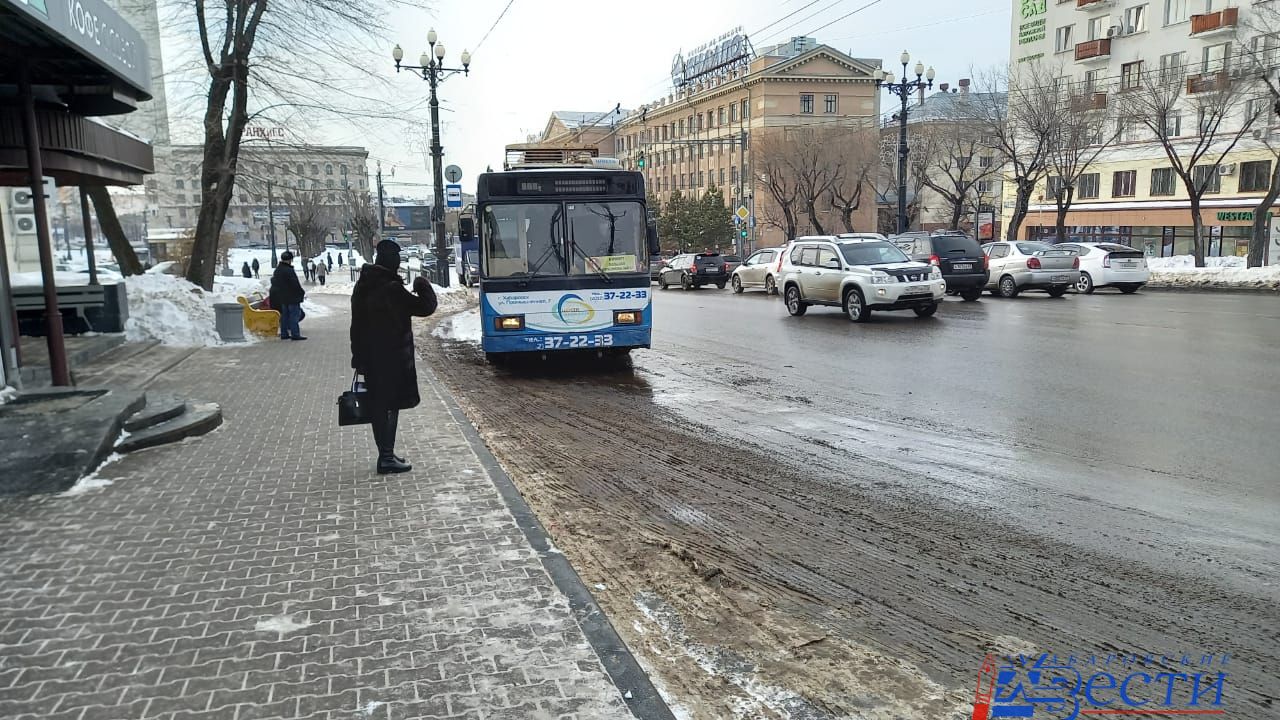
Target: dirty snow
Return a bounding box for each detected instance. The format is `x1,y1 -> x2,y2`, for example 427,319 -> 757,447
123,274 -> 222,347
254,613 -> 314,638
1147,254 -> 1280,290
0,386 -> 16,406
59,452 -> 124,497
432,307 -> 481,344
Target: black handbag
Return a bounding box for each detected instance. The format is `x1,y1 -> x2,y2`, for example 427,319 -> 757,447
337,372 -> 371,426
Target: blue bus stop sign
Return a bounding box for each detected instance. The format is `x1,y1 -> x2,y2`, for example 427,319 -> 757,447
445,184 -> 463,208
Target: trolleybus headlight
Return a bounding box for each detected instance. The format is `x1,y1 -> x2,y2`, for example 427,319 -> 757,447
614,310 -> 642,325
494,315 -> 524,330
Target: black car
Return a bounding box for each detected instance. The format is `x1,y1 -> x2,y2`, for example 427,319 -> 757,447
657,253 -> 728,290
649,255 -> 667,281
896,233 -> 989,301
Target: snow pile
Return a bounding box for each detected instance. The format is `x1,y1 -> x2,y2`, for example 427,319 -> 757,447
10,271 -> 99,287
1146,255 -> 1280,290
0,386 -> 17,406
432,307 -> 481,344
123,274 -> 224,347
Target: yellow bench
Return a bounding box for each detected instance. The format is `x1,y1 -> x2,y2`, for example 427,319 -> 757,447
237,294 -> 280,337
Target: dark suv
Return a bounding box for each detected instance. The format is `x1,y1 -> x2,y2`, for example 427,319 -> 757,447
657,253 -> 728,290
895,233 -> 989,301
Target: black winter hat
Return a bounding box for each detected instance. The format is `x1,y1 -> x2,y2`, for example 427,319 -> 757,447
374,240 -> 401,270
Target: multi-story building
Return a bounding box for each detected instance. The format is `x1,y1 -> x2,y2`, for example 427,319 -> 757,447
611,36 -> 884,249
151,145 -> 371,245
1005,0 -> 1278,260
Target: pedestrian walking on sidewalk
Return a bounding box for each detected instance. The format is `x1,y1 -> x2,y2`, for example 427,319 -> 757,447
251,257 -> 260,279
270,251 -> 307,340
338,254 -> 344,268
315,261 -> 327,286
241,261 -> 252,278
327,252 -> 334,271
351,239 -> 437,474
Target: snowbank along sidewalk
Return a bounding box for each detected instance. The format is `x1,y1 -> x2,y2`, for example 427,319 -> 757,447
1146,255 -> 1280,291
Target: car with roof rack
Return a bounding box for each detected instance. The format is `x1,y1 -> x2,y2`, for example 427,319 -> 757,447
777,236 -> 945,322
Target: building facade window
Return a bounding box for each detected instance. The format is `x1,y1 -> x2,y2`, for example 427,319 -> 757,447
741,99 -> 749,119
1121,61 -> 1143,90
1165,112 -> 1182,137
1087,15 -> 1108,39
719,168 -> 725,185
977,179 -> 993,193
979,155 -> 993,168
1239,160 -> 1272,191
1204,42 -> 1230,72
824,94 -> 837,113
175,179 -> 184,189
1079,174 -> 1100,198
325,164 -> 333,175
1192,164 -> 1221,193
800,94 -> 814,114
326,179 -> 334,188
1165,0 -> 1188,24
1159,52 -> 1186,85
1055,25 -> 1074,53
730,103 -> 738,122
718,107 -> 726,125
1112,170 -> 1137,197
1124,5 -> 1147,33
731,166 -> 738,184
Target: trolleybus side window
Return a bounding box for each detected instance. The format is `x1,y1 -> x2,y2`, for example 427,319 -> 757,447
483,203 -> 562,277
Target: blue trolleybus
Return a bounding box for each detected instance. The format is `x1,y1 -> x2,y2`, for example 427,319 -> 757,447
474,154 -> 659,362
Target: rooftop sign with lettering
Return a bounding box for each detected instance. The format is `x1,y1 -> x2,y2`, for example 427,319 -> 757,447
2,0 -> 152,98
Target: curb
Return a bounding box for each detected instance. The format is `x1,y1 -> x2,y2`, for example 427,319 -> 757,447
421,363 -> 676,720
1141,284 -> 1280,294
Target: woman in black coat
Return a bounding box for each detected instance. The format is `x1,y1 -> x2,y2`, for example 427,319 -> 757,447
350,240 -> 438,474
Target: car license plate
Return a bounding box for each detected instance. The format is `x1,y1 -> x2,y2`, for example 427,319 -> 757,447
706,268 -> 720,273
1052,275 -> 1069,282
952,263 -> 972,271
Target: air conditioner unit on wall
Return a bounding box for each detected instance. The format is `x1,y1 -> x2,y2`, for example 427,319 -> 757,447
1218,163 -> 1238,175
1106,26 -> 1121,37
12,213 -> 37,235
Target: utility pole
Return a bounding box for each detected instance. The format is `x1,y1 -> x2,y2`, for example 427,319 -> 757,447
79,188 -> 98,285
427,73 -> 448,286
267,180 -> 278,267
377,162 -> 386,243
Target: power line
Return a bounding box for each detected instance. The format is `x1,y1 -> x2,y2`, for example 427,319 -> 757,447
748,0 -> 834,38
755,0 -> 856,48
472,0 -> 517,56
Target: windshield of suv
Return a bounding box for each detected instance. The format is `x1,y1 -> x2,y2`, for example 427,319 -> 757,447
839,241 -> 911,266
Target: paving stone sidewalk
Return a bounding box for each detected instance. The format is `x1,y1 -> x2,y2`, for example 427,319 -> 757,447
0,297 -> 634,720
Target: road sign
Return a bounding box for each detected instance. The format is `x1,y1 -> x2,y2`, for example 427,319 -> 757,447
735,206 -> 749,221
445,165 -> 463,183
445,184 -> 463,208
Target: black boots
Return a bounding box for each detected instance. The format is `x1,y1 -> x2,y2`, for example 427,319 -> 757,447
372,409 -> 411,474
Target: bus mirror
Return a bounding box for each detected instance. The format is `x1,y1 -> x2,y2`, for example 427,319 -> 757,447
646,221 -> 660,255
459,217 -> 475,240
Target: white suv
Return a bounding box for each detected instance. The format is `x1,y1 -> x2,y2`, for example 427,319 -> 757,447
778,236 -> 946,322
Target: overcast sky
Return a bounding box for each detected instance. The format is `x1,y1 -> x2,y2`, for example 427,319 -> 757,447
161,0 -> 1013,199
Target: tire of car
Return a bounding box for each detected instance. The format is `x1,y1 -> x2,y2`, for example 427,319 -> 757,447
998,275 -> 1020,298
659,276 -> 669,290
1047,286 -> 1069,298
843,287 -> 870,323
765,275 -> 777,295
913,302 -> 939,318
784,285 -> 807,316
1077,272 -> 1095,294
960,289 -> 983,302
731,275 -> 744,294
715,281 -> 726,290
1119,283 -> 1142,294
681,274 -> 692,291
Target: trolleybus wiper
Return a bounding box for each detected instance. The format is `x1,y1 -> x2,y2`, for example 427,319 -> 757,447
569,218 -> 612,284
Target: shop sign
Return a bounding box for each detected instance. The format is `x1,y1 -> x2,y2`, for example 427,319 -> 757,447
1017,0 -> 1048,46
1215,210 -> 1273,222
1,0 -> 151,95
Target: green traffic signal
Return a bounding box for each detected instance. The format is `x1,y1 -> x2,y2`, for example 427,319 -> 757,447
637,152 -> 646,169
740,230 -> 748,238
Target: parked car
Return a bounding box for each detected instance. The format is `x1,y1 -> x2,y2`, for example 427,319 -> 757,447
649,255 -> 666,281
730,247 -> 786,293
657,253 -> 728,290
982,241 -> 1080,298
895,233 -> 989,301
721,254 -> 743,275
461,250 -> 480,287
778,236 -> 945,321
838,232 -> 890,242
1054,242 -> 1148,294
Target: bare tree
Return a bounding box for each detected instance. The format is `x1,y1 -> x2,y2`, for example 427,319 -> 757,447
341,189 -> 379,261
876,130 -> 928,234
282,190 -> 332,259
827,127 -> 880,232
756,130 -> 803,242
915,112 -> 1002,231
173,0 -> 426,290
1117,55 -> 1260,266
85,186 -> 145,275
1238,13 -> 1280,266
971,63 -> 1059,241
1044,82 -> 1120,242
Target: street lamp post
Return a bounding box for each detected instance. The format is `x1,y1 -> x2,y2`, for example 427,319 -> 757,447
392,32 -> 471,287
876,51 -> 935,235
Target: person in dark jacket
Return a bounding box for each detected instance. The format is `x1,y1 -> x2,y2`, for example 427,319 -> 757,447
241,261 -> 252,278
251,257 -> 260,278
326,252 -> 334,272
350,240 -> 437,474
270,251 -> 307,340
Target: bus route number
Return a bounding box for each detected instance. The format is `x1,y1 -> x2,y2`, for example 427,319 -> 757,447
598,290 -> 647,301
539,334 -> 614,350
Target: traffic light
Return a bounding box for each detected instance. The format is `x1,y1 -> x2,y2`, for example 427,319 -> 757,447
637,152 -> 646,169
739,229 -> 748,239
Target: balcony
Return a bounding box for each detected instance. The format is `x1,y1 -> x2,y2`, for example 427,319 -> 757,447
1190,7 -> 1239,36
1075,38 -> 1112,63
1071,91 -> 1108,110
1187,70 -> 1229,94
1076,0 -> 1115,10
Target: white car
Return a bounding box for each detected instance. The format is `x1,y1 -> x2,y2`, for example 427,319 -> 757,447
777,236 -> 945,321
1054,242 -> 1149,294
729,247 -> 786,294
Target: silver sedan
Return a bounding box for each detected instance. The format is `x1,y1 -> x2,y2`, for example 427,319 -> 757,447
730,247 -> 785,294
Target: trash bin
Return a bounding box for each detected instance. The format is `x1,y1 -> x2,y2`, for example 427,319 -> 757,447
213,302 -> 246,342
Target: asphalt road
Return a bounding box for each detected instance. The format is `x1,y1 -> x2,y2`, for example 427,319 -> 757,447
422,286 -> 1280,718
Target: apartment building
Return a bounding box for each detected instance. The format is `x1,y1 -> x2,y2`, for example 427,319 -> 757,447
147,145 -> 370,245
1005,0 -> 1279,259
611,36 -> 884,249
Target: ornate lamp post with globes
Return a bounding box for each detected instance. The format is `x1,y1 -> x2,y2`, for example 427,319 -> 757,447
392,30 -> 471,286
876,50 -> 935,235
